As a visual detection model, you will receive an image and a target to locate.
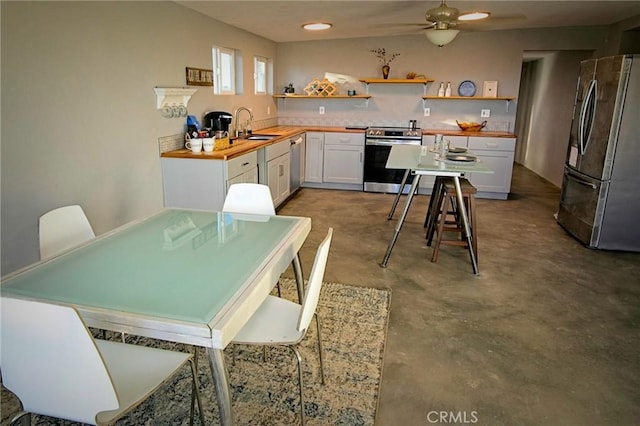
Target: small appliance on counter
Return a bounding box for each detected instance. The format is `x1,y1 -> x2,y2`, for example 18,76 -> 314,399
203,111 -> 233,135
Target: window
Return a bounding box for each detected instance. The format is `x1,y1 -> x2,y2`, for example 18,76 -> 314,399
254,56 -> 267,95
212,46 -> 236,95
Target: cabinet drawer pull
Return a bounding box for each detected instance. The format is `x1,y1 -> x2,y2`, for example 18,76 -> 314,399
241,162 -> 250,166
486,142 -> 498,148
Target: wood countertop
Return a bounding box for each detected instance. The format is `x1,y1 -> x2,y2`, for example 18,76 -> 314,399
160,126 -> 366,160
160,125 -> 515,160
422,129 -> 516,138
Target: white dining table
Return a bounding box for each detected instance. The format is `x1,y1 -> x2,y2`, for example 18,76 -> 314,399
380,145 -> 493,274
1,209 -> 311,425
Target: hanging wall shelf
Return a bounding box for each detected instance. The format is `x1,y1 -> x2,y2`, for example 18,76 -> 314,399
153,87 -> 198,109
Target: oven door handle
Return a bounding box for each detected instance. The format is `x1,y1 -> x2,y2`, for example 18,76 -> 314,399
366,139 -> 418,146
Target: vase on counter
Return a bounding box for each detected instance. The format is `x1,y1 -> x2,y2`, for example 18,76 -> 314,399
382,65 -> 390,80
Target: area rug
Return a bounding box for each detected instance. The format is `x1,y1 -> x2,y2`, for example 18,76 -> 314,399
1,279 -> 391,425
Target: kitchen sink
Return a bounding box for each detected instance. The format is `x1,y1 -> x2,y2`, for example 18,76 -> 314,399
244,134 -> 278,140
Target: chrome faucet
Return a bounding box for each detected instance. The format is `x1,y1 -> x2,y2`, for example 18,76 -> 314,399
233,106 -> 254,138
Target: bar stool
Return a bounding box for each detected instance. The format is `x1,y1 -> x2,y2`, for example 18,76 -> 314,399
424,176 -> 447,242
428,177 -> 478,263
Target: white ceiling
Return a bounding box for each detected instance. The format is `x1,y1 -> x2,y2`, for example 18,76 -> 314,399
177,1 -> 640,43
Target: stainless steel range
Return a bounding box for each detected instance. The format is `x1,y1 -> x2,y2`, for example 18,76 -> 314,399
364,126 -> 422,193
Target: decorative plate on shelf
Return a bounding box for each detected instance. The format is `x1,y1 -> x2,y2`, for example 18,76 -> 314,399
457,80 -> 476,97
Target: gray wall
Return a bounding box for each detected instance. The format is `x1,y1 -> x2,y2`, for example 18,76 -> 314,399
274,26 -> 607,133
517,50 -> 594,186
1,1 -> 277,274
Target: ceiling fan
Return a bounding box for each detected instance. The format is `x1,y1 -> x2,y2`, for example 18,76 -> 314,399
378,1 -> 525,47
422,0 -> 489,46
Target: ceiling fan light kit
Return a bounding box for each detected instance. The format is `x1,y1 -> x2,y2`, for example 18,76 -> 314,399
425,29 -> 459,47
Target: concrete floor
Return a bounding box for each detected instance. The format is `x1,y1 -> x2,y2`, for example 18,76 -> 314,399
278,164 -> 640,425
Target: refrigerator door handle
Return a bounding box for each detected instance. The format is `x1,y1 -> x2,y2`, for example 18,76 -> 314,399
579,79 -> 598,154
567,169 -> 597,189
573,178 -> 597,190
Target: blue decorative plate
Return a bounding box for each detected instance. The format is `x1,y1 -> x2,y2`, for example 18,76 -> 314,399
458,80 -> 476,97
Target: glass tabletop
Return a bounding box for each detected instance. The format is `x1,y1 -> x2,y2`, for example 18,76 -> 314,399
1,209 -> 303,325
386,144 -> 493,174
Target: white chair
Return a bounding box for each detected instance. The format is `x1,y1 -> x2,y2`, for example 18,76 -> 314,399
222,183 -> 276,216
223,183 -> 290,297
231,228 -> 333,425
39,204 -> 95,260
0,297 -> 205,426
38,205 -> 125,341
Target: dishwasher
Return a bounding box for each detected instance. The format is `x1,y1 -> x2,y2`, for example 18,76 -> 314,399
289,134 -> 305,193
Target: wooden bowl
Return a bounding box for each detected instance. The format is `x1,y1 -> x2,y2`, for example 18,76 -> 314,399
456,120 -> 487,132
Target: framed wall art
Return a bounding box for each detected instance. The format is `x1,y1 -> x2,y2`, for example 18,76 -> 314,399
186,67 -> 213,87
483,81 -> 498,98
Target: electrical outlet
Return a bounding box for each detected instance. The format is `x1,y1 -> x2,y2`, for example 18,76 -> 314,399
267,106 -> 271,115
424,107 -> 431,117
481,109 -> 491,118
319,106 -> 325,115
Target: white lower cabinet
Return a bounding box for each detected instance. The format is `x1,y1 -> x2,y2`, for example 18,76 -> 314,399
227,166 -> 258,187
262,140 -> 291,207
466,137 -> 516,199
226,151 -> 259,188
161,150 -> 258,211
304,132 -> 324,183
417,135 -> 515,199
322,133 -> 364,184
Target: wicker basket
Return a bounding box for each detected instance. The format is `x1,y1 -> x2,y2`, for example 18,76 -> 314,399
456,120 -> 487,132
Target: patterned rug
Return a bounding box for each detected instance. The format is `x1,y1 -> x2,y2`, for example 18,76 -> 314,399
1,279 -> 391,425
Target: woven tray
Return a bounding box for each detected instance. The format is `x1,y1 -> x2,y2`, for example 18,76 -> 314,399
214,137 -> 231,151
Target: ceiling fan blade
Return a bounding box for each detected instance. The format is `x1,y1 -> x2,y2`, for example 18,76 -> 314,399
376,22 -> 435,29
457,13 -> 527,31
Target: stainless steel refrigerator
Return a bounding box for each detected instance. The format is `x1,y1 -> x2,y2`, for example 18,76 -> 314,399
557,54 -> 640,251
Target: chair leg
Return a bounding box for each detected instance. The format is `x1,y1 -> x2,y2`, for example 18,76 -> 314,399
188,352 -> 206,426
191,346 -> 198,424
288,346 -> 306,426
9,411 -> 30,426
425,178 -> 446,245
314,313 -> 326,385
432,194 -> 452,262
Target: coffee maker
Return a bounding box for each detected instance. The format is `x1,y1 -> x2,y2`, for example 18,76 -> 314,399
203,111 -> 233,135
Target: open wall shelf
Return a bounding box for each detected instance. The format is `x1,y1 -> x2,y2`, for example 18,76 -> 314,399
423,96 -> 514,101
272,94 -> 371,99
423,95 -> 515,111
358,78 -> 434,84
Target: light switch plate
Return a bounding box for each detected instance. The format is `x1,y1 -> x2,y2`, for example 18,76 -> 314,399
424,107 -> 431,117
481,109 -> 491,118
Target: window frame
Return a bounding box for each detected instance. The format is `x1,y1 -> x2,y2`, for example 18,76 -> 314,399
212,46 -> 236,95
254,55 -> 268,95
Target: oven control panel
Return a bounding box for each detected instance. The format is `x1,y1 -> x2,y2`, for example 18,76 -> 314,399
366,127 -> 421,138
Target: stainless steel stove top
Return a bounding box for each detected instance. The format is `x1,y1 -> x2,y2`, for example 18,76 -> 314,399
366,127 -> 422,139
